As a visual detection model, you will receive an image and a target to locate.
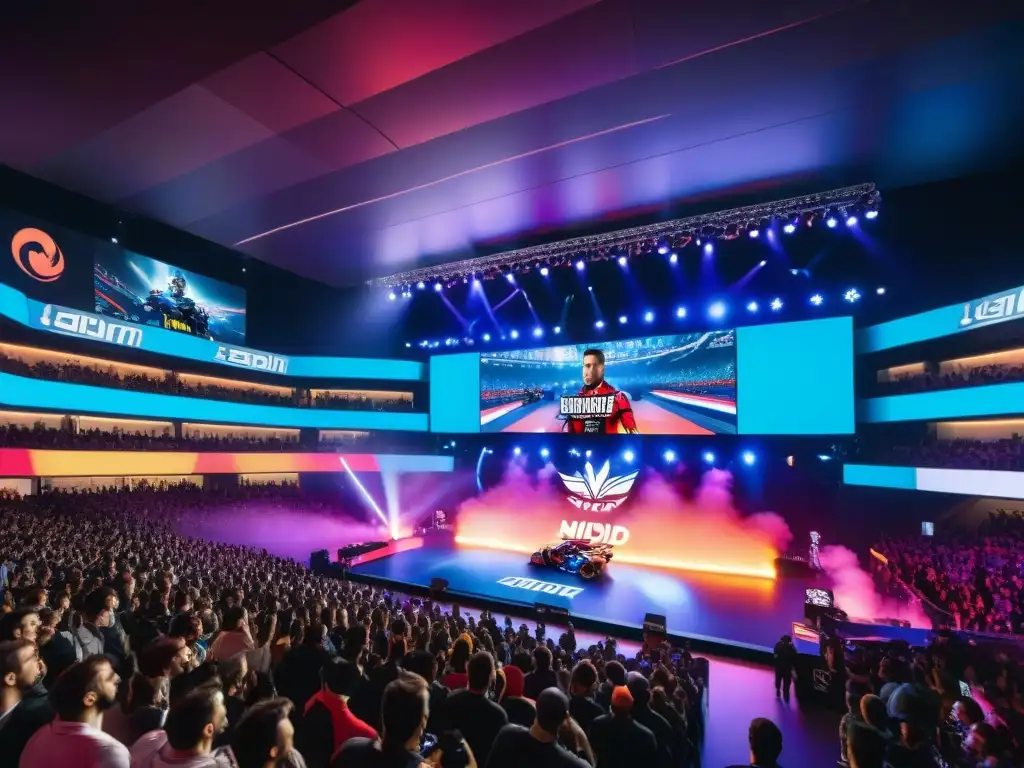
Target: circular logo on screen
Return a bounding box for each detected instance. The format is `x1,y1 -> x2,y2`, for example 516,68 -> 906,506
11,227 -> 64,282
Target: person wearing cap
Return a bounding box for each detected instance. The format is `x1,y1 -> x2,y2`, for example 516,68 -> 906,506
883,683 -> 943,768
486,688 -> 591,768
624,671 -> 673,768
587,685 -> 657,768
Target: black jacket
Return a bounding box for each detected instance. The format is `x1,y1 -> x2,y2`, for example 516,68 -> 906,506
588,713 -> 657,768
0,683 -> 55,768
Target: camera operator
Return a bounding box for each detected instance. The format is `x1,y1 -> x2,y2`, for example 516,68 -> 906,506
333,672 -> 476,768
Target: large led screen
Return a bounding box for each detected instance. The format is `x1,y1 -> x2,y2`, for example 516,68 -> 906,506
480,331 -> 736,434
94,249 -> 246,343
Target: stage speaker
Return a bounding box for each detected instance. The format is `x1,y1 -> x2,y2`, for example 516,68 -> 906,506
429,578 -> 449,600
310,550 -> 330,571
535,602 -> 570,620
642,613 -> 667,634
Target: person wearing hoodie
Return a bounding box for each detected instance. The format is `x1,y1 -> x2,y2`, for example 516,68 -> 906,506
296,659 -> 376,768
595,661 -> 626,711
129,682 -> 232,768
498,664 -> 536,728
624,672 -> 674,768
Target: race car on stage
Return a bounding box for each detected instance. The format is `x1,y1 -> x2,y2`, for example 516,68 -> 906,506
530,540 -> 613,579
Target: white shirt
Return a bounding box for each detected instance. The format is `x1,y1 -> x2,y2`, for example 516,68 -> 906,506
20,719 -> 131,768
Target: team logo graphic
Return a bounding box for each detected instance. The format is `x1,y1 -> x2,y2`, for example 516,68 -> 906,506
11,228 -> 64,282
497,576 -> 583,599
558,461 -> 638,513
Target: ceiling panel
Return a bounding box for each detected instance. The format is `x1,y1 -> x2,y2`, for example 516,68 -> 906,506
270,0 -> 600,106
32,86 -> 275,201
280,109 -> 399,173
201,52 -> 341,134
352,0 -> 640,148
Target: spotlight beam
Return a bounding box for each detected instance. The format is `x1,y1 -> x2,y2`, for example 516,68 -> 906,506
339,456 -> 391,534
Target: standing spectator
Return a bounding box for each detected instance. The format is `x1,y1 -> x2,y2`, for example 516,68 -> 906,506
20,655 -> 130,768
445,652 -> 508,767
726,718 -> 784,768
624,673 -> 673,768
207,607 -> 254,663
127,682 -> 230,767
567,661 -> 604,736
846,721 -> 888,768
0,639 -> 52,768
772,635 -> 797,702
486,688 -> 591,768
524,646 -> 558,701
595,662 -> 625,711
297,659 -> 376,768
231,698 -> 301,768
402,650 -> 448,740
588,686 -> 657,768
497,665 -> 535,728
0,608 -> 40,643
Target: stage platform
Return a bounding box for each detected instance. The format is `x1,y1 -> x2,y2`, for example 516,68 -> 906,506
348,538 -> 815,661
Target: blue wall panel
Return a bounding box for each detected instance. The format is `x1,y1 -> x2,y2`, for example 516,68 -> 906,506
0,372 -> 428,431
860,382 -> 1024,423
843,464 -> 918,490
737,317 -> 855,434
429,353 -> 481,433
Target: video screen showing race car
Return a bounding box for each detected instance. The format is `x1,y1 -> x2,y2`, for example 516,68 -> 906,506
480,330 -> 736,434
93,250 -> 246,343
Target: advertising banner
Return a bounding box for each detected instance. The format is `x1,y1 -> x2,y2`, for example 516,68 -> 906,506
0,209 -> 95,310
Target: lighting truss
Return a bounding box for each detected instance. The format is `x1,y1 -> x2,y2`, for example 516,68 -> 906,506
371,183 -> 878,288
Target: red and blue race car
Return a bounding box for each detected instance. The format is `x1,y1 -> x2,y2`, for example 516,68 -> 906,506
530,540 -> 613,580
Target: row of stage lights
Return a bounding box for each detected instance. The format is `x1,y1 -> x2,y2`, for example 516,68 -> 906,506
387,205 -> 878,299
507,445 -> 835,467
406,285 -> 886,349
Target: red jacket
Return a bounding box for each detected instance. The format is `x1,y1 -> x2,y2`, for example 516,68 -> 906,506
565,381 -> 638,434
303,690 -> 377,757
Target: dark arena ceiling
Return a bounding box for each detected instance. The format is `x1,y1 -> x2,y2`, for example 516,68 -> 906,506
1,1 -> 1021,288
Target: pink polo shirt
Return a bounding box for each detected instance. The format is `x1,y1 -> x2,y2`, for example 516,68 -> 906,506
20,719 -> 131,768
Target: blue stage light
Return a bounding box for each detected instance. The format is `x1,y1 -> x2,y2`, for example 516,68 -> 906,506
388,292 -> 396,301
783,222 -> 796,234
619,315 -> 628,325
540,267 -> 549,276
657,246 -> 669,255
482,333 -> 491,342
510,329 -> 519,339
749,229 -> 759,238
759,259 -> 767,267
826,216 -> 838,228
669,253 -> 678,264
417,281 -> 425,289
770,298 -> 783,311
595,320 -> 605,329
585,449 -> 592,458
846,215 -> 858,227
747,301 -> 758,313
643,311 -> 655,323
618,256 -> 627,267
810,294 -> 824,306
708,301 -> 726,319
553,326 -> 562,334
703,242 -> 714,255
742,451 -> 756,466
434,283 -> 443,292
404,342 -> 411,348
865,210 -> 878,220
513,446 -> 522,456
623,449 -> 635,463
532,327 -> 544,338
588,286 -> 593,292
505,273 -> 515,282
675,306 -> 687,319
818,454 -> 832,462
702,451 -> 715,465
844,288 -> 861,303
575,260 -> 585,270
663,449 -> 676,463
540,448 -> 550,458
876,286 -> 886,295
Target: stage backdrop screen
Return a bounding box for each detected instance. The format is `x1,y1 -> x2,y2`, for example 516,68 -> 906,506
94,248 -> 246,343
480,331 -> 736,434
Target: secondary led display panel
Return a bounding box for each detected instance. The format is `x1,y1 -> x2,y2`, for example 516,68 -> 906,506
480,331 -> 736,434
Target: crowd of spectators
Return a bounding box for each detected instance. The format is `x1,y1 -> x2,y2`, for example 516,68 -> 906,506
878,363 -> 1024,395
873,438 -> 1024,472
0,483 -> 743,768
0,353 -> 415,413
872,512 -> 1024,636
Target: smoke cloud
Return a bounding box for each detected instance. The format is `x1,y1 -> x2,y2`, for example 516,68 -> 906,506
818,545 -> 930,628
456,462 -> 791,578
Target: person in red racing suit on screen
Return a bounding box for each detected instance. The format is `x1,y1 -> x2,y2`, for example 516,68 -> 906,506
565,348 -> 638,434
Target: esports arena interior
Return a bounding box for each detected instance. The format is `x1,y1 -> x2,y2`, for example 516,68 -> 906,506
2,0 -> 1024,705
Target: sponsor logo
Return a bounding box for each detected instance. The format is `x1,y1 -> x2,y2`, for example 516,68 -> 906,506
11,228 -> 64,282
497,576 -> 583,599
558,461 -> 637,513
960,286 -> 1024,331
162,316 -> 194,334
812,668 -> 832,693
559,395 -> 615,418
555,461 -> 637,546
39,305 -> 143,347
215,345 -> 289,374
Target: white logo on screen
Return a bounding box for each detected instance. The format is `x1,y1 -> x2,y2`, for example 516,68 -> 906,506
558,461 -> 637,512
497,576 -> 583,599
215,345 -> 288,374
39,305 -> 143,347
960,287 -> 1024,329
